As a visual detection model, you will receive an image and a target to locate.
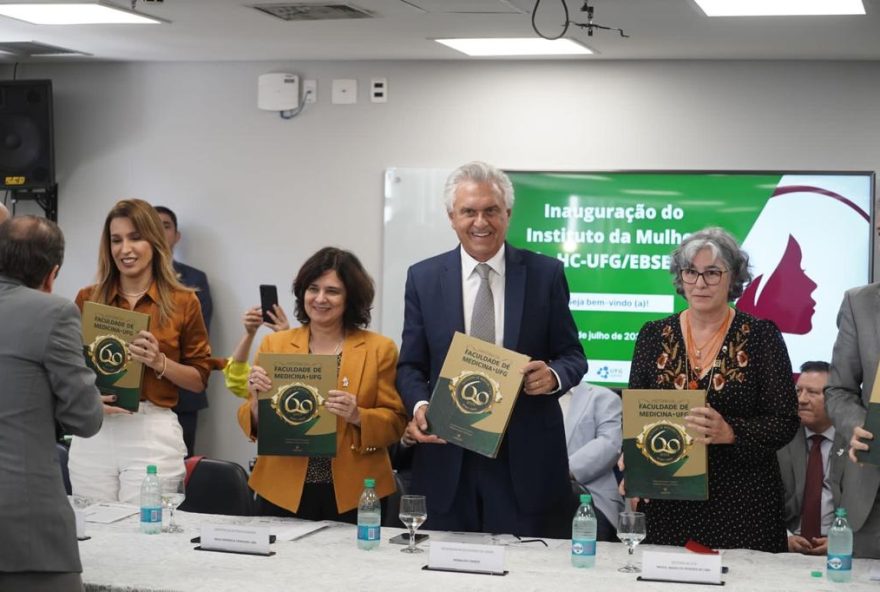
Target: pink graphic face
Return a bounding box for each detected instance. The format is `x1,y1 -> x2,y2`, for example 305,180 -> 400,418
737,235 -> 817,335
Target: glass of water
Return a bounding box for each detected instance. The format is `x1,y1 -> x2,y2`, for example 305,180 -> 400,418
617,511 -> 646,573
161,477 -> 186,533
399,495 -> 427,553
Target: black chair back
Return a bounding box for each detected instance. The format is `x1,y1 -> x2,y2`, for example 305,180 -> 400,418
382,470 -> 407,527
178,458 -> 254,516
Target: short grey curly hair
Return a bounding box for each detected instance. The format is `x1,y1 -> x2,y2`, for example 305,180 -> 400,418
443,161 -> 515,213
670,227 -> 752,300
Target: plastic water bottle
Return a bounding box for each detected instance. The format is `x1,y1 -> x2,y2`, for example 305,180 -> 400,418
571,493 -> 597,568
139,465 -> 162,535
357,477 -> 381,550
827,507 -> 853,583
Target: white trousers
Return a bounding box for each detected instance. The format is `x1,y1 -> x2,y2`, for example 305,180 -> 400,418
68,401 -> 186,504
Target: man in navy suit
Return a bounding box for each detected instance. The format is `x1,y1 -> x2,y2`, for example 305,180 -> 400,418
156,206 -> 212,457
397,161 -> 587,537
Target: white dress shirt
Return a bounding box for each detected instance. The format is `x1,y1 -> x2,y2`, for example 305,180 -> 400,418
460,245 -> 505,346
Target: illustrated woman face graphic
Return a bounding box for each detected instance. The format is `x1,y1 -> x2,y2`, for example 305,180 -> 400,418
737,234 -> 817,335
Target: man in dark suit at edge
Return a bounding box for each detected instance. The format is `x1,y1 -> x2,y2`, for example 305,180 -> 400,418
155,206 -> 212,458
396,161 -> 587,537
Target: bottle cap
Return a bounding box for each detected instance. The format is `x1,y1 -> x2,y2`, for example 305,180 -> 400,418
835,507 -> 847,517
580,493 -> 592,504
364,478 -> 376,488
810,571 -> 822,578
146,464 -> 157,475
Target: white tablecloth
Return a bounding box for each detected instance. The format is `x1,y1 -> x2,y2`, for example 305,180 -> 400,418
79,510 -> 880,592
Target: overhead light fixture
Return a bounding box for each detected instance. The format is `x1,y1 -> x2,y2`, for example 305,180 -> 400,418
435,38 -> 592,57
0,2 -> 165,25
694,0 -> 865,17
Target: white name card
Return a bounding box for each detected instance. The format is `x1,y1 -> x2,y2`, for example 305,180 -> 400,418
641,550 -> 722,584
200,524 -> 272,555
428,541 -> 506,575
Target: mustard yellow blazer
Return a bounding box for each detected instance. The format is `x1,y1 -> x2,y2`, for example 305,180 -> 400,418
237,327 -> 406,513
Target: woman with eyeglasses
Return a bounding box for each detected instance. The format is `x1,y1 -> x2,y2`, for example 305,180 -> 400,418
627,226 -> 799,552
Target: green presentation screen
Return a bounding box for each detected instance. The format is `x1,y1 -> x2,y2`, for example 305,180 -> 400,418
506,172 -> 873,387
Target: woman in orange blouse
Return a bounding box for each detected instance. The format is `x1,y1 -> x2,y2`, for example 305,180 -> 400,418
242,247 -> 406,521
69,199 -> 212,503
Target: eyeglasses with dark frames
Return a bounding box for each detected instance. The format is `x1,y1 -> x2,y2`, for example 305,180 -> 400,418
680,268 -> 727,286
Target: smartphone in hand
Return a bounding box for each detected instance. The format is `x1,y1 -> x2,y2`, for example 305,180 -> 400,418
259,284 -> 279,323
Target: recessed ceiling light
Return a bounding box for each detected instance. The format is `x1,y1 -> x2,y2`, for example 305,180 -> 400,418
435,38 -> 592,57
0,2 -> 165,25
694,0 -> 865,17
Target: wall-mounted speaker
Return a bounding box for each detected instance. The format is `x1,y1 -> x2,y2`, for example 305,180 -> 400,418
0,80 -> 54,189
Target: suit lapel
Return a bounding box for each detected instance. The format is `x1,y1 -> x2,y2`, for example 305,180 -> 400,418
791,429 -> 808,516
504,243 -> 525,351
829,431 -> 847,492
339,330 -> 366,397
289,328 -> 309,353
440,248 -> 465,336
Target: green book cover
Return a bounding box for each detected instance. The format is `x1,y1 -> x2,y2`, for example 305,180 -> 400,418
426,332 -> 530,458
856,362 -> 880,465
81,301 -> 151,413
257,353 -> 337,457
622,389 -> 707,500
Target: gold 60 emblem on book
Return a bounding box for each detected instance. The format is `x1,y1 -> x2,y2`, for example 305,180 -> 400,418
449,371 -> 502,414
636,420 -> 694,467
271,383 -> 325,426
87,335 -> 129,375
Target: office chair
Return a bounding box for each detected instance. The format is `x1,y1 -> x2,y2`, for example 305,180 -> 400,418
178,458 -> 254,516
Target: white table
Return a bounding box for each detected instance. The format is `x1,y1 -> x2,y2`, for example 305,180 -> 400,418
80,510 -> 880,592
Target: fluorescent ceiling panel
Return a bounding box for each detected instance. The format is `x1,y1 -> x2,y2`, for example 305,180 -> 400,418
694,0 -> 865,17
435,38 -> 592,57
0,2 -> 163,25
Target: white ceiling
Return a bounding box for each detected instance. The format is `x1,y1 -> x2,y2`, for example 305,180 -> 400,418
0,0 -> 878,62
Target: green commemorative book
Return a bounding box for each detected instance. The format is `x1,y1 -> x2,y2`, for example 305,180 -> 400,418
257,353 -> 338,457
425,332 -> 530,458
622,389 -> 708,500
81,301 -> 151,413
855,361 -> 880,465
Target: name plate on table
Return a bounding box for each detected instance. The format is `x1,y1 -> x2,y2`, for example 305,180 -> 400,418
640,551 -> 723,585
426,541 -> 507,576
199,524 -> 273,556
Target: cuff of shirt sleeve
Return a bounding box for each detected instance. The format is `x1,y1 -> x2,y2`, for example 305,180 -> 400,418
548,367 -> 563,394
413,399 -> 429,417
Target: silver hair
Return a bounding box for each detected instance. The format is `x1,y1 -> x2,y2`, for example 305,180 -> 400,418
443,161 -> 515,213
670,226 -> 752,300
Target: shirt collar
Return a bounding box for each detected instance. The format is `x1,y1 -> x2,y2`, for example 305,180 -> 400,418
460,243 -> 506,279
109,279 -> 159,305
805,425 -> 835,442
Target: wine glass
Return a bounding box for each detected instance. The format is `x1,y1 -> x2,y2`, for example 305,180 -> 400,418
161,477 -> 186,533
617,511 -> 646,573
399,495 -> 427,553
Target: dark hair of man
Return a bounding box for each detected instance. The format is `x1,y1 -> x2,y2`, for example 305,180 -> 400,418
800,360 -> 830,374
292,247 -> 375,331
0,216 -> 65,289
153,205 -> 178,230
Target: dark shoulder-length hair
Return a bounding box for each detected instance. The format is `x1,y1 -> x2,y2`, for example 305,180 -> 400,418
292,247 -> 374,330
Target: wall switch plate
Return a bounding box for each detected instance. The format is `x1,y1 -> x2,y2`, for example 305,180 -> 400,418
370,77 -> 388,103
303,79 -> 317,104
331,79 -> 357,104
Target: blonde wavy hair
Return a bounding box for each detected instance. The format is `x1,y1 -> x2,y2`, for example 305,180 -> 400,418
90,199 -> 192,324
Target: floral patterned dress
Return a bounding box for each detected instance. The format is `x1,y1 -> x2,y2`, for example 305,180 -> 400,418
628,309 -> 799,552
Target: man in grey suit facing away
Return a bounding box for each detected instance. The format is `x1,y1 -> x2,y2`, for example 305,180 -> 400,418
825,282 -> 880,558
0,216 -> 103,592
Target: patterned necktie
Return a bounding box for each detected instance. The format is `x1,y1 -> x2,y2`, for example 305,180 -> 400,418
800,434 -> 826,540
470,263 -> 495,343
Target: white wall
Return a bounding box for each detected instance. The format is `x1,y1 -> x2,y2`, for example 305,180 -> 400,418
13,59 -> 880,470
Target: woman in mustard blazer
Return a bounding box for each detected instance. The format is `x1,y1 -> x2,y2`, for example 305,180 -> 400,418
238,247 -> 406,521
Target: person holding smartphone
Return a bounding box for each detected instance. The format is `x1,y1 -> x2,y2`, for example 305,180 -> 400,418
236,247 -> 407,522
223,302 -> 289,399
68,199 -> 213,503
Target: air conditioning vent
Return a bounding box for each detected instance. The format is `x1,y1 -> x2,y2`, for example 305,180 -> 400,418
252,3 -> 374,21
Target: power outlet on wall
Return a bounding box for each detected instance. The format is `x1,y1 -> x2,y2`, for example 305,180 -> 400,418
370,78 -> 388,103
303,79 -> 317,103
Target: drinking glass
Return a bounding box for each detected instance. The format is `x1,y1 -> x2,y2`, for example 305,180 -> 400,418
161,477 -> 186,533
617,511 -> 646,573
398,495 -> 427,553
